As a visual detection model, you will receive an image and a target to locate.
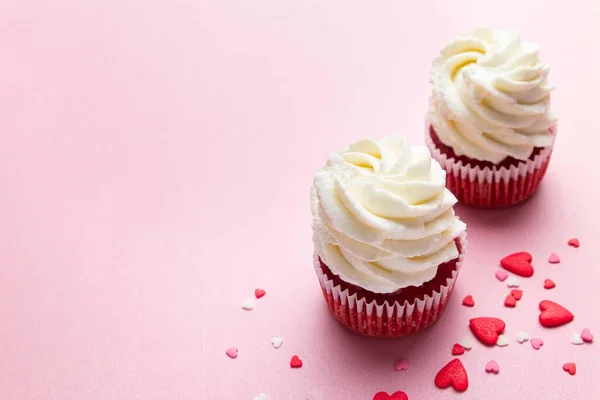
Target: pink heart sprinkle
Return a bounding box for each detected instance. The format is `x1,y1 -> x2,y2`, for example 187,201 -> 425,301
394,359 -> 409,371
485,360 -> 500,373
581,328 -> 594,343
495,270 -> 508,282
531,338 -> 544,350
225,347 -> 238,359
548,253 -> 561,264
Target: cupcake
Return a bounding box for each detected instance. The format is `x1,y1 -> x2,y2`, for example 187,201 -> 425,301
311,135 -> 467,337
427,27 -> 557,208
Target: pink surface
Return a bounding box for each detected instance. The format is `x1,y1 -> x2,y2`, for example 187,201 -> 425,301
1,0 -> 599,399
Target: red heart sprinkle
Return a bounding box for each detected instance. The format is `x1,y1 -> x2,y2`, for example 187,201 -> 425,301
568,238 -> 580,248
511,289 -> 523,300
290,355 -> 303,368
434,358 -> 468,392
372,391 -> 409,400
504,294 -> 517,308
543,279 -> 556,289
469,317 -> 506,346
500,252 -> 534,277
462,295 -> 475,307
254,289 -> 266,299
539,300 -> 574,327
563,363 -> 576,375
451,343 -> 465,355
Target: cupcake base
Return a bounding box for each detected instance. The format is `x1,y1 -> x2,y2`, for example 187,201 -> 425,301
426,125 -> 555,208
314,235 -> 467,338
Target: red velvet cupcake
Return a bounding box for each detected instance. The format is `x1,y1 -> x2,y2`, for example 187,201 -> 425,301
427,27 -> 557,208
311,135 -> 467,337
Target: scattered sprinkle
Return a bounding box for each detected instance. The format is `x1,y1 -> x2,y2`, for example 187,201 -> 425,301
543,279 -> 556,289
452,343 -> 465,355
496,335 -> 509,347
485,360 -> 500,374
511,289 -> 523,300
459,336 -> 474,350
434,358 -> 469,392
470,317 -> 506,346
563,362 -> 576,375
531,338 -> 544,350
581,328 -> 594,343
394,359 -> 409,371
462,295 -> 475,307
506,276 -> 520,288
539,300 -> 574,327
570,333 -> 584,345
226,347 -> 238,359
500,252 -> 534,277
516,331 -> 530,343
373,391 -> 409,400
241,299 -> 255,310
254,289 -> 266,299
290,355 -> 303,368
495,270 -> 508,282
504,294 -> 517,308
548,253 -> 561,264
270,337 -> 283,349
568,238 -> 580,248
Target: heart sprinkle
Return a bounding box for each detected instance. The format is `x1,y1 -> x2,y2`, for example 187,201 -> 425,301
452,343 -> 465,356
531,338 -> 544,350
568,238 -> 580,248
581,328 -> 594,343
563,363 -> 576,375
506,276 -> 520,288
459,337 -> 474,350
434,358 -> 469,392
548,253 -> 561,263
253,394 -> 267,400
373,391 -> 409,400
511,289 -> 523,300
254,289 -> 266,299
225,347 -> 238,359
241,299 -> 255,310
470,317 -> 506,346
462,295 -> 475,307
394,359 -> 409,371
270,337 -> 283,349
516,331 -> 530,343
496,335 -> 509,347
504,294 -> 517,308
500,252 -> 534,277
571,333 -> 584,345
485,360 -> 499,374
495,270 -> 508,282
543,279 -> 556,289
539,300 -> 574,327
290,355 -> 303,368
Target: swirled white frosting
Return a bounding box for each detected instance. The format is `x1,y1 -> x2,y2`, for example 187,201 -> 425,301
429,27 -> 557,163
311,135 -> 466,294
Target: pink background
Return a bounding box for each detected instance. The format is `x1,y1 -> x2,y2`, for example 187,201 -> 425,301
1,0 -> 599,399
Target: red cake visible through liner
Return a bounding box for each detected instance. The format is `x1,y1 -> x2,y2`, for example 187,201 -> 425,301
427,124 -> 554,208
315,238 -> 464,337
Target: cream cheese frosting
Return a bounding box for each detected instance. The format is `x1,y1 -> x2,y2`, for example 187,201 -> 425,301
429,27 -> 557,164
311,135 -> 466,294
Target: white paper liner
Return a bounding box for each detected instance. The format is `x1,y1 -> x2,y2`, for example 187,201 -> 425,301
313,233 -> 467,337
425,125 -> 556,184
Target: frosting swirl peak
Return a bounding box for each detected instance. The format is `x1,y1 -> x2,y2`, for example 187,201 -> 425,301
429,27 -> 557,163
311,135 -> 466,294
